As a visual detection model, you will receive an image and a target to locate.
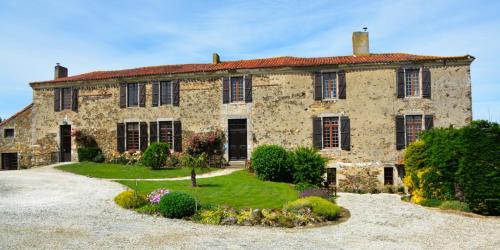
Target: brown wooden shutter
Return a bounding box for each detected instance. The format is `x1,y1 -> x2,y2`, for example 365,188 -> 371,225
140,122 -> 148,151
117,123 -> 125,153
397,68 -> 405,98
245,75 -> 252,103
312,117 -> 322,149
222,77 -> 230,104
422,68 -> 431,98
314,72 -> 322,101
150,121 -> 158,144
172,80 -> 180,106
338,70 -> 346,99
152,82 -> 159,107
54,88 -> 61,112
139,83 -> 146,107
119,83 -> 126,108
425,115 -> 434,130
396,115 -> 406,150
340,116 -> 350,151
173,120 -> 182,152
71,88 -> 78,112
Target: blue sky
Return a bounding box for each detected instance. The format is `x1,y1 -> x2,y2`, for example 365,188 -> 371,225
0,0 -> 499,121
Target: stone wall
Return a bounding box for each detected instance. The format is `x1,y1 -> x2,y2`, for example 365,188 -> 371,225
28,62 -> 472,186
0,105 -> 33,168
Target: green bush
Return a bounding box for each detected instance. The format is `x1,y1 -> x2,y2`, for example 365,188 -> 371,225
77,147 -> 101,162
158,191 -> 197,218
289,147 -> 328,185
136,204 -> 160,214
285,196 -> 340,220
251,145 -> 293,182
404,120 -> 500,215
439,200 -> 470,212
93,153 -> 105,163
142,143 -> 171,169
294,182 -> 317,192
418,198 -> 442,207
114,190 -> 147,209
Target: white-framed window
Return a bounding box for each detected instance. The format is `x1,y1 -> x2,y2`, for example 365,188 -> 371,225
404,68 -> 421,97
125,122 -> 140,151
322,72 -> 338,99
322,116 -> 340,148
405,115 -> 423,145
230,76 -> 244,102
127,83 -> 140,107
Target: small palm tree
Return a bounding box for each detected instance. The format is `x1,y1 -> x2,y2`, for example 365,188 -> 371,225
182,153 -> 207,187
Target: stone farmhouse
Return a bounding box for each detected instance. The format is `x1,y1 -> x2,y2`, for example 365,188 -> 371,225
0,31 -> 474,188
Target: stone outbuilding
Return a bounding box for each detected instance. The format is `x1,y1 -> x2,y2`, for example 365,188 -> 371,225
0,31 -> 474,190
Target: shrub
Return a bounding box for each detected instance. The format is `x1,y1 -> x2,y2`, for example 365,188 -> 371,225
158,191 -> 197,218
439,200 -> 470,212
299,188 -> 331,199
180,153 -> 208,168
289,147 -> 328,185
114,190 -> 147,209
142,143 -> 171,169
72,130 -> 98,148
147,188 -> 170,204
418,198 -> 442,207
294,182 -> 317,192
186,129 -> 225,167
109,151 -> 142,165
136,204 -> 160,215
93,153 -> 105,163
285,196 -> 340,220
166,152 -> 182,167
251,145 -> 293,182
77,147 -> 101,162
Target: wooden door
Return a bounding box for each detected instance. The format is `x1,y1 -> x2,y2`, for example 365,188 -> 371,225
1,153 -> 18,170
60,125 -> 72,162
228,119 -> 247,161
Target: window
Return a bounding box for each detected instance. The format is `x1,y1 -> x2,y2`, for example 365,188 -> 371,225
160,81 -> 172,105
326,168 -> 336,185
127,83 -> 139,107
230,76 -> 244,102
61,88 -> 72,110
406,115 -> 422,145
405,69 -> 420,97
126,123 -> 139,151
158,121 -> 173,146
4,129 -> 14,138
323,117 -> 339,148
384,167 -> 394,185
322,73 -> 337,99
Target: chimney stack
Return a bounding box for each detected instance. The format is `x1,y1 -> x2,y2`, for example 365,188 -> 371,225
54,63 -> 68,80
213,53 -> 220,64
352,30 -> 370,56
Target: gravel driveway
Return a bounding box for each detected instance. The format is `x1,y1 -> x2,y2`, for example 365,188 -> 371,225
1,165 -> 499,250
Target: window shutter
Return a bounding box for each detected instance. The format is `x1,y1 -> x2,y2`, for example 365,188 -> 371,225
172,80 -> 180,106
119,83 -> 126,108
397,68 -> 405,98
152,82 -> 159,107
117,123 -> 125,153
150,121 -> 158,144
422,68 -> 431,98
54,88 -> 61,112
140,122 -> 148,151
222,77 -> 230,104
173,120 -> 182,152
71,88 -> 78,112
245,75 -> 252,103
396,115 -> 406,150
139,83 -> 146,107
340,116 -> 350,151
314,72 -> 322,101
338,70 -> 346,99
312,117 -> 322,149
425,115 -> 434,130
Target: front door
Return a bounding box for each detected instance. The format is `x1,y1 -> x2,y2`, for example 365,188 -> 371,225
228,119 -> 247,161
1,153 -> 18,170
60,125 -> 72,162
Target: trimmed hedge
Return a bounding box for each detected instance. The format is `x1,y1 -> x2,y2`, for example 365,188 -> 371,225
159,191 -> 197,218
114,190 -> 147,209
142,143 -> 170,169
290,147 -> 328,185
404,120 -> 500,215
77,147 -> 101,162
251,145 -> 293,182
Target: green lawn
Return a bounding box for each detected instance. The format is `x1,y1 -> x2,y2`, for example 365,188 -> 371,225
56,162 -> 216,179
118,170 -> 298,209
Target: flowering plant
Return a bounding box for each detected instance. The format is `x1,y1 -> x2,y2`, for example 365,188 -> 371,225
147,188 -> 170,204
108,150 -> 142,165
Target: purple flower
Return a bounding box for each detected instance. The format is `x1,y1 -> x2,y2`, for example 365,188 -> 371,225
147,188 -> 170,204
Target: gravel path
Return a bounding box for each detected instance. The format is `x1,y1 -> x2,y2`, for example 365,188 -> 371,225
109,167 -> 242,181
1,165 -> 499,250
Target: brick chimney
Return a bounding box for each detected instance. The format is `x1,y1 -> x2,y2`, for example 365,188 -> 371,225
352,30 -> 370,56
213,53 -> 220,64
54,63 -> 68,80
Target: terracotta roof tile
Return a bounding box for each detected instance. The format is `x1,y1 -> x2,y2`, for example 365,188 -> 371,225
31,53 -> 473,84
0,103 -> 33,127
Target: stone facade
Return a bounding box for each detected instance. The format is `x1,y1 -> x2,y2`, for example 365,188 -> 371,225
0,104 -> 33,169
1,53 -> 473,189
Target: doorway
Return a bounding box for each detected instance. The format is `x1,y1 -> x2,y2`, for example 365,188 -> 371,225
228,119 -> 247,161
60,125 -> 72,162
